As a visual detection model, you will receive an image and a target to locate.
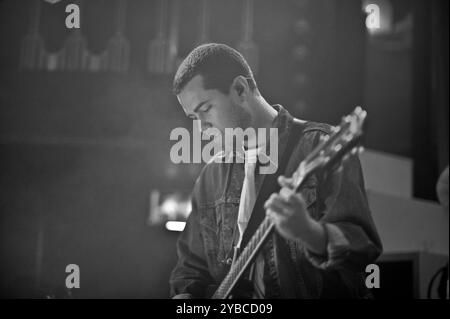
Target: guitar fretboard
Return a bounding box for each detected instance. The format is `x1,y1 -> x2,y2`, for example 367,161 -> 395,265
211,216 -> 274,299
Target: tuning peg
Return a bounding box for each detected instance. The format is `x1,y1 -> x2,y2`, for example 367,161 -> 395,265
331,126 -> 340,133
358,146 -> 365,154
343,133 -> 353,142
320,135 -> 330,142
334,144 -> 342,152
354,106 -> 367,121
343,154 -> 350,162
351,147 -> 358,155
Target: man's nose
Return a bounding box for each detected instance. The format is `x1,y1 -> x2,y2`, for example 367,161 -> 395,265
196,120 -> 211,134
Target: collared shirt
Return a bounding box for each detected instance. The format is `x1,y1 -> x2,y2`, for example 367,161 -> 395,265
170,105 -> 383,298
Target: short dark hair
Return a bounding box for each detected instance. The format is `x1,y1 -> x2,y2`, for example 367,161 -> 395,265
173,43 -> 257,95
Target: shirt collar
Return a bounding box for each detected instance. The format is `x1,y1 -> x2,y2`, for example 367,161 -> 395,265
271,104 -> 293,136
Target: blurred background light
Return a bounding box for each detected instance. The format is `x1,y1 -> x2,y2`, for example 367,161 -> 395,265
165,221 -> 186,232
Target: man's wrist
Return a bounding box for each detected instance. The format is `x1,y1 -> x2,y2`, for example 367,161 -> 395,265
295,218 -> 327,256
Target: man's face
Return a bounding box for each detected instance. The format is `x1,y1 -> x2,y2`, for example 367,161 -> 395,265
177,75 -> 251,138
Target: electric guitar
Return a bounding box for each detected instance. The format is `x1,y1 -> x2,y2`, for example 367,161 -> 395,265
211,106 -> 368,299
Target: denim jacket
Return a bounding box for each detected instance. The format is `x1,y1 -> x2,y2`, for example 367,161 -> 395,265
169,105 -> 383,298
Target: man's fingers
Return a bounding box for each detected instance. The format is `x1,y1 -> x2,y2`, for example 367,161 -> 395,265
265,199 -> 289,216
278,176 -> 294,189
266,208 -> 287,224
265,194 -> 295,217
266,192 -> 304,207
286,192 -> 305,206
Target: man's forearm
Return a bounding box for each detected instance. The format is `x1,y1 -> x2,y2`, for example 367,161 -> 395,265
296,218 -> 327,256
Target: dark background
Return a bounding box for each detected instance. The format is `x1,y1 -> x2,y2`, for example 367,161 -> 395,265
0,0 -> 448,298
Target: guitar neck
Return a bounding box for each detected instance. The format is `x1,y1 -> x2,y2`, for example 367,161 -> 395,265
211,216 -> 275,299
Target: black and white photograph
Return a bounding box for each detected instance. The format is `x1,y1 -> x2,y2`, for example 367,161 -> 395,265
0,0 -> 448,303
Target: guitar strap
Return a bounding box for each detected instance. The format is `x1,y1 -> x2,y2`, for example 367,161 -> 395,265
239,119 -> 306,251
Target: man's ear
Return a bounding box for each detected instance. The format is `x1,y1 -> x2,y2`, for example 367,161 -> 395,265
230,76 -> 250,102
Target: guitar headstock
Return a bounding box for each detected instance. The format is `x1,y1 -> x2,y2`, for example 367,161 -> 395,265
293,106 -> 367,189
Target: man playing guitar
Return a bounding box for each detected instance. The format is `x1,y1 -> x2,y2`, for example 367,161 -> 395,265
169,43 -> 382,299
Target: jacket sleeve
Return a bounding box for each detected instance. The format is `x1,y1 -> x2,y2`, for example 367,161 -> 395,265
169,182 -> 214,298
303,132 -> 383,272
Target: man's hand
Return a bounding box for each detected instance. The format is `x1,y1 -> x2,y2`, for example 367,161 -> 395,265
264,176 -> 327,255
264,176 -> 313,240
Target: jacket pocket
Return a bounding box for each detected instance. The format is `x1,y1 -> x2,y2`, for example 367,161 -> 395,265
198,199 -> 239,278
